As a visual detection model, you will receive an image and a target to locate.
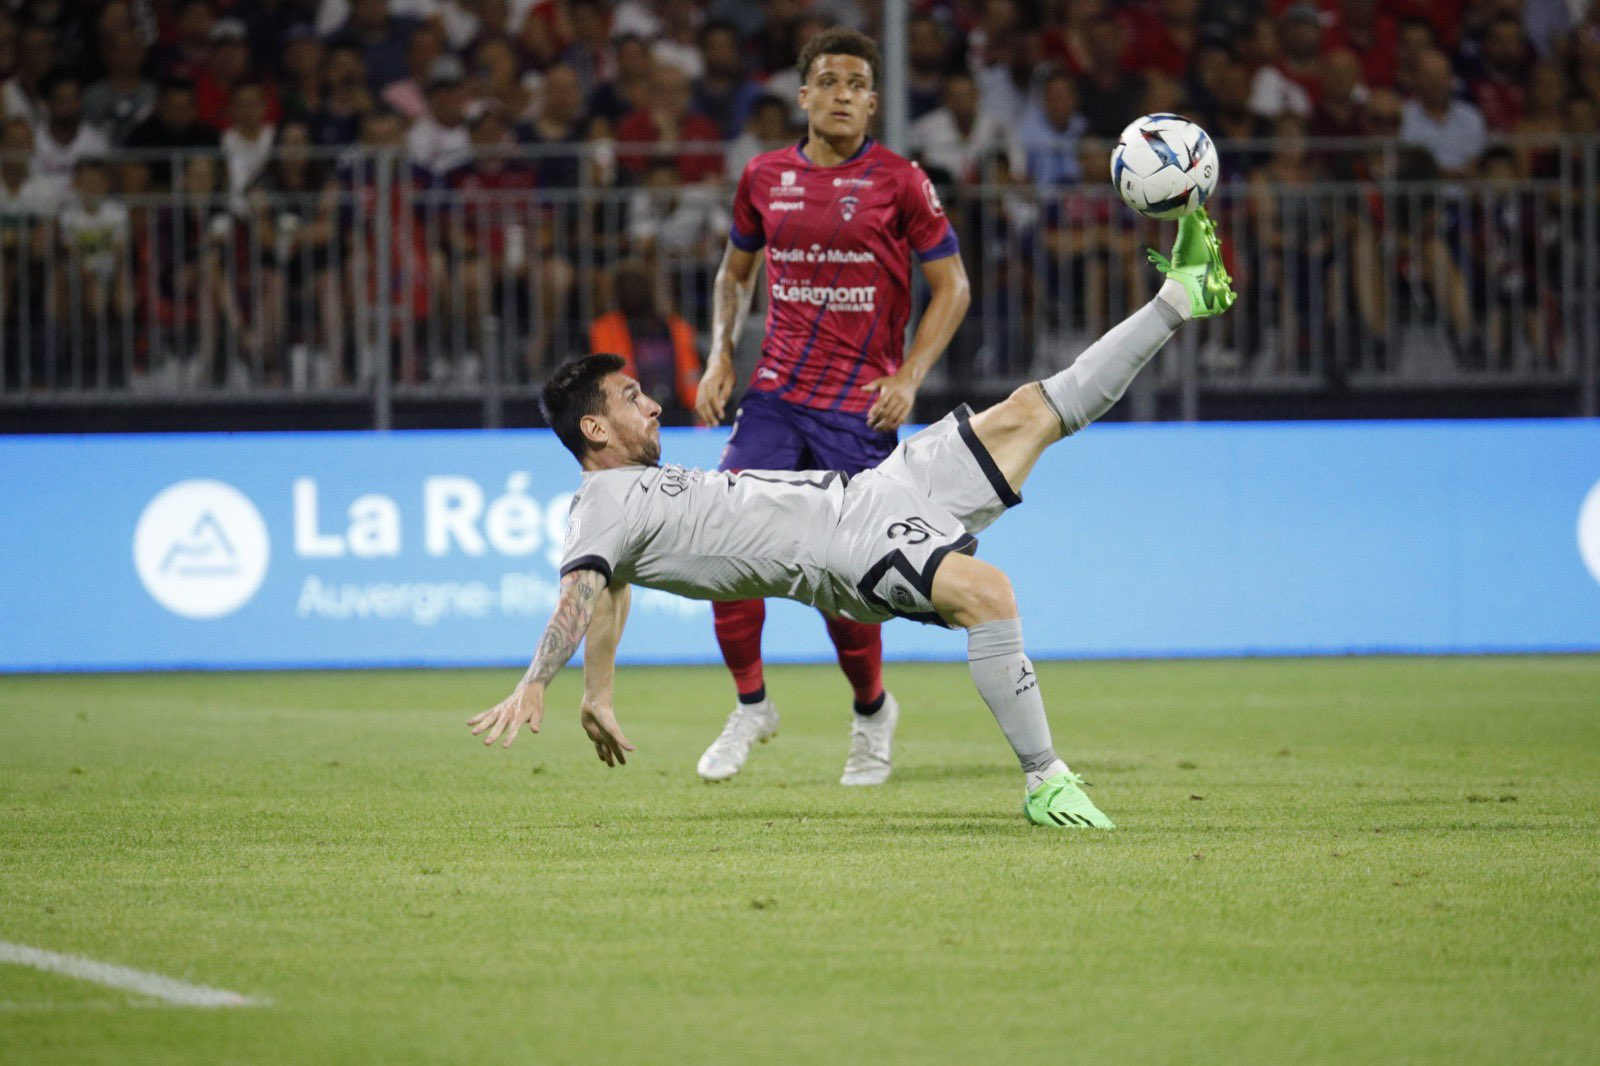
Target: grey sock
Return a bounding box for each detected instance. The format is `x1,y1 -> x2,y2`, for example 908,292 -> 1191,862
968,618 -> 1057,773
1038,298 -> 1183,436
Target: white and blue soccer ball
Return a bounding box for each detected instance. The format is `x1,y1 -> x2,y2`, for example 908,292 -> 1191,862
1110,114 -> 1220,220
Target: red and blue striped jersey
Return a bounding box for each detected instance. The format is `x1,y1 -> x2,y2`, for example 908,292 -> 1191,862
729,138 -> 959,415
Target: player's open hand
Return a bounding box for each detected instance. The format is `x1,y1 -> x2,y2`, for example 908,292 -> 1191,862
863,371 -> 917,432
696,357 -> 736,426
580,700 -> 636,767
468,684 -> 544,748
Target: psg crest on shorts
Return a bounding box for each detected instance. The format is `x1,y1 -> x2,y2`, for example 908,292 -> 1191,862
838,195 -> 859,221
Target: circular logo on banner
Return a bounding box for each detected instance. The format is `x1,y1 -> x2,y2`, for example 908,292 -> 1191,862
134,480 -> 270,619
1579,478 -> 1600,587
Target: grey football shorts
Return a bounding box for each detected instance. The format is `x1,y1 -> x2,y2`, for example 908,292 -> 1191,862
825,405 -> 1023,626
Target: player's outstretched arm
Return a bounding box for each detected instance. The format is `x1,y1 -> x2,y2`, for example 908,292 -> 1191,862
468,568 -> 608,749
580,583 -> 635,767
863,253 -> 970,432
697,243 -> 761,426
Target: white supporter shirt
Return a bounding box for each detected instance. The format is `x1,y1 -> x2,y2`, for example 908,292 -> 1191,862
1399,99 -> 1488,173
29,123 -> 111,207
223,125 -> 276,198
59,198 -> 130,275
908,108 -> 1009,183
406,115 -> 471,178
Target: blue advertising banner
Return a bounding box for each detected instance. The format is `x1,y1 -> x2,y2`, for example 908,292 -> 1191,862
2,420 -> 1598,672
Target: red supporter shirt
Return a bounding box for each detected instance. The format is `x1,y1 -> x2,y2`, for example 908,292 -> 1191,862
729,138 -> 959,415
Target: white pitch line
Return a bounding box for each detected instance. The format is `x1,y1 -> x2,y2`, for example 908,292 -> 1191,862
0,941 -> 265,1009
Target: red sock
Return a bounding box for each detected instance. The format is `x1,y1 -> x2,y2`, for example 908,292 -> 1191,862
824,616 -> 884,708
713,599 -> 767,698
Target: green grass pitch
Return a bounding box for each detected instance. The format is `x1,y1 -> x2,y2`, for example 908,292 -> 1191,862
2,656 -> 1598,1064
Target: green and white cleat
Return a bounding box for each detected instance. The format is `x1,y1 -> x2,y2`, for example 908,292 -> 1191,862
1024,770 -> 1116,829
1147,208 -> 1236,319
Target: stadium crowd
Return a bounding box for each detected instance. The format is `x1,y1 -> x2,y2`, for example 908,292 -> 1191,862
2,0 -> 1599,410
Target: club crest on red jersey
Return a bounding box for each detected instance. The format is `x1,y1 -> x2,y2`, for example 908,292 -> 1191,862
838,194 -> 860,221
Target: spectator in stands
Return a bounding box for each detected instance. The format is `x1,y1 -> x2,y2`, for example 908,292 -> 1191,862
1392,17 -> 1439,99
654,0 -> 707,80
1514,62 -> 1568,178
725,95 -> 791,181
222,82 -> 277,199
279,25 -> 327,123
30,74 -> 111,209
154,153 -> 245,387
1123,0 -> 1200,81
694,20 -> 763,139
627,158 -> 729,260
310,44 -> 375,147
588,34 -> 655,126
588,259 -> 701,424
157,0 -> 216,84
83,27 -> 157,146
1250,113 -> 1334,373
239,0 -> 312,80
125,80 -> 221,187
58,158 -> 133,353
247,119 -> 336,388
1077,14 -> 1145,137
1250,2 -> 1321,120
1471,145 -> 1552,369
1010,69 -> 1087,188
0,117 -> 52,215
0,11 -> 16,89
1463,14 -> 1532,132
761,13 -> 828,125
563,0 -> 619,96
197,18 -> 282,131
471,37 -> 537,126
1312,49 -> 1368,142
1,24 -> 54,127
382,21 -> 445,121
910,71 -> 1008,185
331,0 -> 420,92
526,63 -> 588,189
969,0 -> 1035,126
407,57 -> 472,180
1400,49 -> 1487,178
1200,62 -> 1269,176
441,105 -> 541,373
1324,0 -> 1398,90
334,108 -> 433,383
907,15 -> 952,121
1560,10 -> 1600,110
616,65 -> 721,183
1,115 -> 53,385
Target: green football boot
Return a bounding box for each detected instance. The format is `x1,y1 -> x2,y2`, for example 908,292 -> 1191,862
1024,770 -> 1116,829
1147,208 -> 1236,319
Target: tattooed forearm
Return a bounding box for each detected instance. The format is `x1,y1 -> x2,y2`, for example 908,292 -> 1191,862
709,247 -> 756,361
521,570 -> 605,687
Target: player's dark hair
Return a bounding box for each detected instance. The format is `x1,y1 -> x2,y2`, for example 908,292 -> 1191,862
542,353 -> 628,460
797,28 -> 880,89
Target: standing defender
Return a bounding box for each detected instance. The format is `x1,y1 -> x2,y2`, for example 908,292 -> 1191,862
694,28 -> 972,787
473,213 -> 1235,827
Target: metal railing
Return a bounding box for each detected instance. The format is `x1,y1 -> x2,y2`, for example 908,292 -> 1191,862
2,136 -> 1596,425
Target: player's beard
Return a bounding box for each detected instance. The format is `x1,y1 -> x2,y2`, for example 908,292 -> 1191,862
634,428 -> 662,466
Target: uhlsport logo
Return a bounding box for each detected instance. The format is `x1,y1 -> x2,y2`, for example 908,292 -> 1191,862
134,479 -> 270,619
1578,477 -> 1600,587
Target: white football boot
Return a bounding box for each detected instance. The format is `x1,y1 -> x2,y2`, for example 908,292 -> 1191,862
696,698 -> 779,781
839,692 -> 899,786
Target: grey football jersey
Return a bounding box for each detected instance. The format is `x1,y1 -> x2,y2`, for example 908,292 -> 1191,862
559,464 -> 851,612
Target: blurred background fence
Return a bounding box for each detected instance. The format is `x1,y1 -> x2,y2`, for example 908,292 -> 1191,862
4,135 -> 1597,430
